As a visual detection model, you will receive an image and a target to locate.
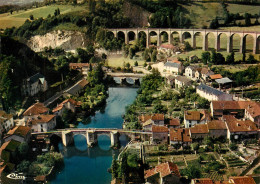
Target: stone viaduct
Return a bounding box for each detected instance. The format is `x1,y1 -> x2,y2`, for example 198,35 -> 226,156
107,28 -> 260,54
32,128 -> 151,147
107,72 -> 145,85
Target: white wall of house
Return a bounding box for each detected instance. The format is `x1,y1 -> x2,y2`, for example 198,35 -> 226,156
184,119 -> 199,128
32,118 -> 56,132
1,117 -> 14,132
185,67 -> 194,79
196,88 -> 233,102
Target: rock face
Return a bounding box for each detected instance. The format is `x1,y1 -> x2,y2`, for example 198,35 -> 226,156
27,30 -> 87,52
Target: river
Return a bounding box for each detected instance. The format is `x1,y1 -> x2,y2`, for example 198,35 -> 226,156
51,87 -> 138,184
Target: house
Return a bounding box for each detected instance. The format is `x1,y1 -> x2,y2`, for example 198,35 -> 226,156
196,84 -> 233,101
52,98 -> 80,116
69,63 -> 96,76
151,114 -> 165,126
175,76 -> 192,89
151,125 -> 169,144
158,44 -> 177,56
194,68 -> 202,81
143,119 -> 154,132
164,62 -> 183,75
144,162 -> 181,184
23,102 -> 49,122
63,79 -> 89,97
166,58 -> 182,64
185,65 -> 198,80
215,77 -> 233,89
207,120 -> 227,139
5,126 -> 31,143
169,128 -> 192,147
184,110 -> 211,128
210,101 -> 260,126
200,68 -> 214,81
189,124 -> 209,140
138,114 -> 152,124
166,75 -> 176,87
223,115 -> 258,141
27,115 -> 56,132
0,111 -> 14,133
167,118 -> 180,129
209,74 -> 223,81
191,178 -> 214,184
22,73 -> 48,96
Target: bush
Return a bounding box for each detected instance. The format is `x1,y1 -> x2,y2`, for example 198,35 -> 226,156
229,143 -> 238,151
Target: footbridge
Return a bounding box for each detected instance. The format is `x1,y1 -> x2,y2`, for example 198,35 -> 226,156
32,128 -> 152,147
107,72 -> 146,85
107,28 -> 260,54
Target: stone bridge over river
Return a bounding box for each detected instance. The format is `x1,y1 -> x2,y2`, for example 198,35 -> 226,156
32,128 -> 152,147
107,72 -> 146,85
107,28 -> 260,54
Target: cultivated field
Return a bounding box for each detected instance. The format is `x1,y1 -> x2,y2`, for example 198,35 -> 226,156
0,5 -> 86,29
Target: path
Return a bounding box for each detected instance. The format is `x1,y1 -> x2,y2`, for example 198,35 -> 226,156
247,161 -> 260,175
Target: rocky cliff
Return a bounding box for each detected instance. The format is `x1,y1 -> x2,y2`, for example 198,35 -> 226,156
27,30 -> 87,52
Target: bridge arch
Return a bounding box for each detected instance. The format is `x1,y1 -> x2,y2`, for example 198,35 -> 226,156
171,31 -> 181,45
159,31 -> 169,44
97,134 -> 112,150
149,31 -> 158,46
230,33 -> 241,52
106,31 -> 115,39
117,31 -> 126,44
242,34 -> 254,53
205,32 -> 216,51
217,33 -> 228,51
138,31 -> 147,48
74,134 -> 88,151
194,32 -> 203,49
182,31 -> 192,48
127,31 -> 136,44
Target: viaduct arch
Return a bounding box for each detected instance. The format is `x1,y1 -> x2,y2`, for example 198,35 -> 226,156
107,28 -> 260,54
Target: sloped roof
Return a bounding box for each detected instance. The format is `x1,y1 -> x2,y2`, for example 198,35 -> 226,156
210,74 -> 222,80
23,102 -> 49,116
184,111 -> 201,121
168,118 -> 180,126
7,126 -> 31,138
216,77 -> 233,84
170,128 -> 192,142
27,73 -> 45,84
151,114 -> 164,121
207,120 -> 227,130
52,98 -> 78,113
190,124 -> 209,134
159,44 -> 175,50
223,115 -> 258,133
192,178 -> 214,184
197,84 -> 226,96
164,62 -> 181,68
229,176 -> 256,184
212,101 -> 260,118
144,162 -> 180,179
30,115 -> 55,125
143,119 -> 154,127
175,76 -> 192,84
138,114 -> 152,123
152,125 -> 168,133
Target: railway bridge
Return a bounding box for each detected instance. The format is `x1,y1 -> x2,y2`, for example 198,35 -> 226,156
107,28 -> 260,54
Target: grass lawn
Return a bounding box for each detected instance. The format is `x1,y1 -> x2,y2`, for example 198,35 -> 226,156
0,5 -> 87,29
107,53 -> 145,68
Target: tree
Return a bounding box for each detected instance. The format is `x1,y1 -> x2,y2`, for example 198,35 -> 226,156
134,61 -> 138,66
125,62 -> 131,70
120,153 -> 128,182
182,164 -> 202,180
192,143 -> 200,152
229,143 -> 238,150
151,49 -> 157,62
245,13 -> 251,26
211,49 -> 217,64
201,51 -> 211,65
143,62 -> 147,67
184,41 -> 192,51
18,142 -> 29,158
226,52 -> 235,64
129,47 -> 135,59
247,54 -> 257,64
29,14 -> 34,20
148,64 -> 152,70
17,160 -> 30,173
111,155 -> 119,179
143,48 -> 150,62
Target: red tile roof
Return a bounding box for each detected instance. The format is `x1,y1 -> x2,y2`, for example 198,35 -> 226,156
159,44 -> 175,50
152,125 -> 168,133
210,74 -> 223,80
30,115 -> 55,125
223,115 -> 258,133
7,126 -> 31,138
138,114 -> 152,123
144,162 -> 180,179
78,79 -> 89,88
52,98 -> 78,113
185,111 -> 201,121
190,124 -> 209,134
192,178 -> 214,184
229,176 -> 256,184
212,101 -> 260,118
151,114 -> 164,121
23,102 -> 49,116
170,128 -> 192,142
207,120 -> 227,130
168,118 -> 180,126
